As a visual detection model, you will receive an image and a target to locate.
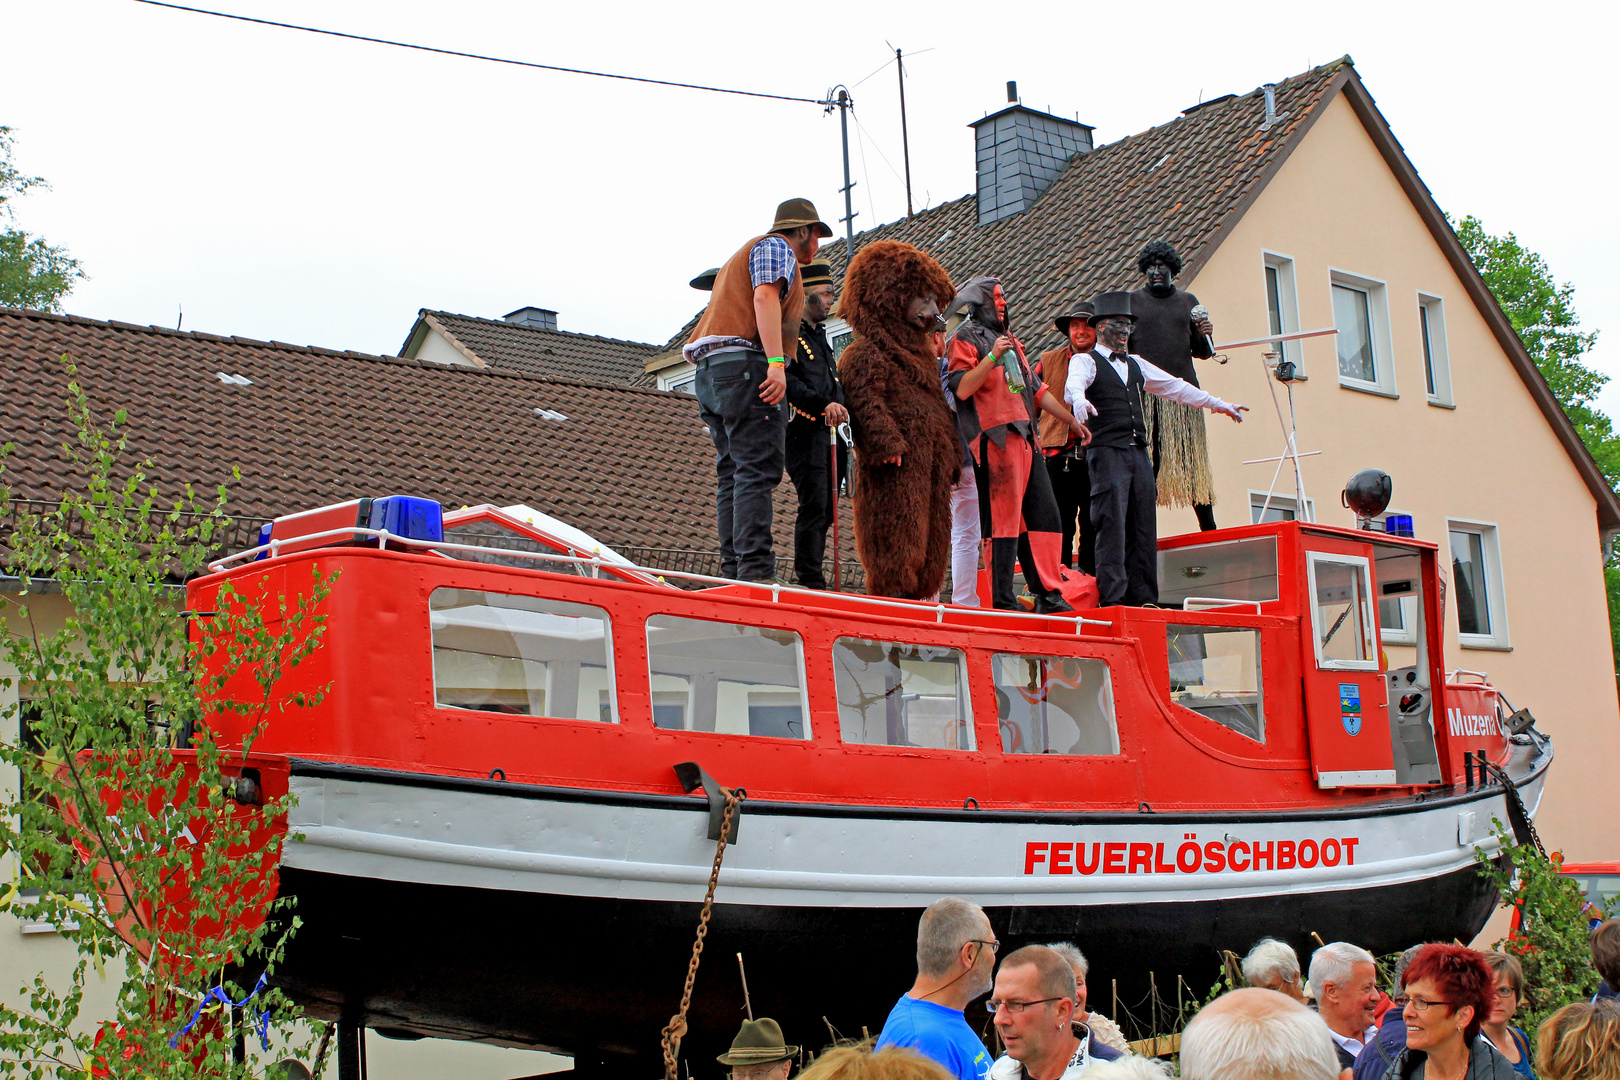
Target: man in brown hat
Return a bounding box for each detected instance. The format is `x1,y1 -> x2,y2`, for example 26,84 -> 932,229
785,259 -> 849,589
1036,303 -> 1098,576
717,1018 -> 799,1080
684,199 -> 832,583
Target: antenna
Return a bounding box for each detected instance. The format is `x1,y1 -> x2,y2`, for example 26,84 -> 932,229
822,88 -> 858,252
894,45 -> 914,218
737,953 -> 754,1020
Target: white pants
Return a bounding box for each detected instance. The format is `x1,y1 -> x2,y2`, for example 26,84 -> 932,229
949,463 -> 982,606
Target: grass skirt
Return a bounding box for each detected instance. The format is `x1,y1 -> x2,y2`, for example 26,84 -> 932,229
1145,397 -> 1215,508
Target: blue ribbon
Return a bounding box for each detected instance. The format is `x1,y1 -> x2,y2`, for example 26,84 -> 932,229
169,973 -> 271,1050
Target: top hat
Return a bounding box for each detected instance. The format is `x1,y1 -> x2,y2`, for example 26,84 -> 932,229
1087,291 -> 1137,326
801,261 -> 835,288
716,1019 -> 798,1066
689,268 -> 720,291
771,198 -> 834,239
1053,302 -> 1097,334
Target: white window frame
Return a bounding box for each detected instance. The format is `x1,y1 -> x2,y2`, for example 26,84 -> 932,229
658,363 -> 697,394
1249,489 -> 1315,524
1262,251 -> 1303,372
1418,293 -> 1454,408
1305,552 -> 1379,671
1447,519 -> 1511,650
1371,509 -> 1418,645
823,315 -> 854,359
1330,269 -> 1397,398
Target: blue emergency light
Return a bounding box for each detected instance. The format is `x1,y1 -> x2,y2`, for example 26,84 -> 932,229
367,496 -> 445,543
1383,514 -> 1415,538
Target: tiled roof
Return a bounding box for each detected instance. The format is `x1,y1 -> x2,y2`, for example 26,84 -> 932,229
407,309 -> 664,386
667,60 -> 1348,359
0,308 -> 856,568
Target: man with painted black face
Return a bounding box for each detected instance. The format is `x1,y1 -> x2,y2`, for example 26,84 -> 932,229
1128,241 -> 1220,532
784,261 -> 849,589
1065,292 -> 1246,607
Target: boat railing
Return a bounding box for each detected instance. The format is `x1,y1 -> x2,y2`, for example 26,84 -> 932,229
208,527 -> 1118,634
1181,597 -> 1266,613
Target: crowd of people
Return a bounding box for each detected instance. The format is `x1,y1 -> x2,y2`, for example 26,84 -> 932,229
684,199 -> 1247,608
710,903 -> 1620,1080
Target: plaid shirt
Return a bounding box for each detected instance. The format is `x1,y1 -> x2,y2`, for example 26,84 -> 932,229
684,236 -> 799,363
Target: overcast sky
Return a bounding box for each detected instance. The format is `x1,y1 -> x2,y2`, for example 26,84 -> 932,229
6,0 -> 1618,411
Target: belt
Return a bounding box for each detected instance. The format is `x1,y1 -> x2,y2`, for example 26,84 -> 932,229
696,348 -> 761,368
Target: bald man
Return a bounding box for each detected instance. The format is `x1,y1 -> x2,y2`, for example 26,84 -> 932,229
1180,988 -> 1343,1080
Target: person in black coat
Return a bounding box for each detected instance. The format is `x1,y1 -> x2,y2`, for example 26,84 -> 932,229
785,260 -> 849,589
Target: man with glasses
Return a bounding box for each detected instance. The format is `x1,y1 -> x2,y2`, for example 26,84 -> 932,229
875,897 -> 997,1080
717,1018 -> 798,1080
986,945 -> 1122,1080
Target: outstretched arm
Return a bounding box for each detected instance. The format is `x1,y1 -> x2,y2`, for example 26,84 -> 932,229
1036,388 -> 1092,445
1139,357 -> 1247,421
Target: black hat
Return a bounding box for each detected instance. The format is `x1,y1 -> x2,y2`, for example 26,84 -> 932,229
770,198 -> 834,239
801,261 -> 835,288
1053,302 -> 1097,334
716,1019 -> 798,1066
1087,291 -> 1137,326
689,268 -> 720,291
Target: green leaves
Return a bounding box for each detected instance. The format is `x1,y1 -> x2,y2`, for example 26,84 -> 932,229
0,127 -> 83,312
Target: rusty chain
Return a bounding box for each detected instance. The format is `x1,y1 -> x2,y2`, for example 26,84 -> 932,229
661,787 -> 744,1080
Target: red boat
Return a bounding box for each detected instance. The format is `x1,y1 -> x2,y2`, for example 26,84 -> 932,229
180,498 -> 1550,1073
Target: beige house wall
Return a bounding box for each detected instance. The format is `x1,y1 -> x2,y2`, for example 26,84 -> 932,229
1180,92 -> 1620,861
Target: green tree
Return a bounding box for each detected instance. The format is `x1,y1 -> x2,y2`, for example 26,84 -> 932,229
0,127 -> 84,311
0,374 -> 332,1077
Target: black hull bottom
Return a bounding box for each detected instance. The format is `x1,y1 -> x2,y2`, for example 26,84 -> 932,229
273,865 -> 1498,1072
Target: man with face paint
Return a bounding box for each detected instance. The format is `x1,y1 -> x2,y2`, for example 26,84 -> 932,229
946,277 -> 1092,613
1128,240 -> 1221,531
784,260 -> 849,589
1036,304 -> 1099,575
1067,292 -> 1247,607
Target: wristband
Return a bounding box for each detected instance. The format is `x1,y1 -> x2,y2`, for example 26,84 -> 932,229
766,356 -> 785,366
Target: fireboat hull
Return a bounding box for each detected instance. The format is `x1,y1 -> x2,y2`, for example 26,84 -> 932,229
272,753 -> 1544,1068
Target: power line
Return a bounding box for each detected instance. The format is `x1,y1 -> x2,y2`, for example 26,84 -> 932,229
132,0 -> 825,105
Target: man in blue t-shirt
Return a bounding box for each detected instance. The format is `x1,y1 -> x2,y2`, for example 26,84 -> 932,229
876,897 -> 997,1080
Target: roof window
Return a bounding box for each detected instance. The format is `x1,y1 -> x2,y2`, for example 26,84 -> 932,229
216,372 -> 253,386
533,408 -> 568,422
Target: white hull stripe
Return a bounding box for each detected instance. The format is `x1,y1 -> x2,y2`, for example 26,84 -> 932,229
282,770 -> 1544,910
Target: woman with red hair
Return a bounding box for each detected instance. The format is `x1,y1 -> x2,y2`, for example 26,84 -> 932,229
1381,944 -> 1515,1080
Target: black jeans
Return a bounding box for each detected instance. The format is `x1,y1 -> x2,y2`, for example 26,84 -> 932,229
1088,444 -> 1159,606
1045,446 -> 1094,574
786,424 -> 834,588
695,350 -> 787,581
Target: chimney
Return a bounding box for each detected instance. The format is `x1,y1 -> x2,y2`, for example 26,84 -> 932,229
503,306 -> 559,331
969,103 -> 1094,226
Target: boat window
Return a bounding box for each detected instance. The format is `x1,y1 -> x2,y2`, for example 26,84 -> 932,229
1157,537 -> 1279,609
832,639 -> 973,750
1306,553 -> 1378,670
993,655 -> 1118,755
430,588 -> 616,721
1166,625 -> 1265,742
646,615 -> 810,739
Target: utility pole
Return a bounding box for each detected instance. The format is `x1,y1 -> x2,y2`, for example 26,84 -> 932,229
824,87 -> 857,255
895,47 -> 914,218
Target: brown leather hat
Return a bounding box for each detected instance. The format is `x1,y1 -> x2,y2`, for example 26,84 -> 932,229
771,198 -> 834,239
801,261 -> 835,287
716,1018 -> 798,1066
1053,302 -> 1097,334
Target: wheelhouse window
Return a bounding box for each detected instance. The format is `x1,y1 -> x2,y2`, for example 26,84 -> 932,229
1166,626 -> 1265,741
833,639 -> 973,750
646,615 -> 810,739
1158,536 -> 1279,609
1305,554 -> 1377,669
430,588 -> 616,721
993,655 -> 1118,755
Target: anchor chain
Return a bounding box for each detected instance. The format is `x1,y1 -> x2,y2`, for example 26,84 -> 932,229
661,787 -> 744,1080
1479,759 -> 1548,861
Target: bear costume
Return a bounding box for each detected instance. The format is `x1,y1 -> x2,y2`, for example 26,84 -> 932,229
836,240 -> 959,599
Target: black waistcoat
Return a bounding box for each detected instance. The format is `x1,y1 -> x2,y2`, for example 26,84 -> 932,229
1086,348 -> 1148,449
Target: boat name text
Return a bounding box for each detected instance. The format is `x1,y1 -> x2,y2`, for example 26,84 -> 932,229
1022,837 -> 1360,875
1446,708 -> 1500,739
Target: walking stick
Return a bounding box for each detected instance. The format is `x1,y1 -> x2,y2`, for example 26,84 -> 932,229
829,422 -> 841,592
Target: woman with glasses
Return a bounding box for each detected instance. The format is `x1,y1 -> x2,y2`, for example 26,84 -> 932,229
1481,953 -> 1535,1079
1380,944 -> 1514,1080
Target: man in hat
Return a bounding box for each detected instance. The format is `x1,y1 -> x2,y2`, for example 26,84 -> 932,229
1065,292 -> 1247,607
1036,304 -> 1098,575
684,199 -> 832,583
1128,240 -> 1221,531
784,260 -> 849,590
717,1018 -> 799,1080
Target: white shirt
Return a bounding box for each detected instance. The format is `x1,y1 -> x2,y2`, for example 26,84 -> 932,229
1063,342 -> 1235,419
1328,1024 -> 1379,1059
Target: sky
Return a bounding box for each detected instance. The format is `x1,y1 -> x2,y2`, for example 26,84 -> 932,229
4,0 -> 1618,410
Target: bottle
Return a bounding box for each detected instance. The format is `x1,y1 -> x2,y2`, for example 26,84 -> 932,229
998,349 -> 1025,394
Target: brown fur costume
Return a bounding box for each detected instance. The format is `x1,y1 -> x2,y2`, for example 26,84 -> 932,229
836,240 -> 959,599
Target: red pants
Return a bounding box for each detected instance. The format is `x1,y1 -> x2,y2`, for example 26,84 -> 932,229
971,433 -> 1068,609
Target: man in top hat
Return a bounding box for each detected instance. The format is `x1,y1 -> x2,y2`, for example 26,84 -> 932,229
1064,292 -> 1247,607
717,1018 -> 799,1080
784,260 -> 849,590
684,199 -> 832,583
1036,303 -> 1098,575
